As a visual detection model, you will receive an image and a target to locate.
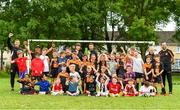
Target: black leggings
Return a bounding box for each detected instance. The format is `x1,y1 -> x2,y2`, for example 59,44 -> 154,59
10,64 -> 19,89
162,71 -> 173,93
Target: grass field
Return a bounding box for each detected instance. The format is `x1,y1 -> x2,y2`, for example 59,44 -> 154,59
0,72 -> 180,110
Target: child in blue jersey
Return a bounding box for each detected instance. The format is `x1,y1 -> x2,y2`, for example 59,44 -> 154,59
35,75 -> 51,94
66,76 -> 79,96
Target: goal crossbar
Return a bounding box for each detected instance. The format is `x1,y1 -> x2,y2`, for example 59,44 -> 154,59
28,39 -> 155,45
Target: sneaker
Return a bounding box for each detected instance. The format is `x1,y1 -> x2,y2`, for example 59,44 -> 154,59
160,92 -> 166,95
11,88 -> 14,91
169,92 -> 172,95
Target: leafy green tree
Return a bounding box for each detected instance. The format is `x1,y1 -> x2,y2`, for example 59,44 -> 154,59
173,0 -> 180,41
0,0 -> 179,57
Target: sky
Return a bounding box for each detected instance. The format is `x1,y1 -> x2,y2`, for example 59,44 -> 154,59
156,21 -> 176,31
108,20 -> 177,31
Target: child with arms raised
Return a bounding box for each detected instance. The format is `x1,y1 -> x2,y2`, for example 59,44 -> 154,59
96,73 -> 110,97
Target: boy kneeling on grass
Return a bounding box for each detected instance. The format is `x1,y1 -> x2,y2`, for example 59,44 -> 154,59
17,74 -> 37,95
35,75 -> 51,95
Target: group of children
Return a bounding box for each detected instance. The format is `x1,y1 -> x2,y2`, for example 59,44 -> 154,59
12,42 -> 167,97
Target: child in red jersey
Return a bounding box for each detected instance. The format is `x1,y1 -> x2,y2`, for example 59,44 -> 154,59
108,77 -> 123,97
51,78 -> 64,95
12,50 -> 28,79
31,53 -> 44,82
124,79 -> 137,96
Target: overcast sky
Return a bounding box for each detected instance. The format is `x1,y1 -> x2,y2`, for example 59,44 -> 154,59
108,20 -> 177,31
156,21 -> 176,31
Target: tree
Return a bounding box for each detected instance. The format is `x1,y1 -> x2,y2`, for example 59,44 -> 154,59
0,0 -> 179,56
107,0 -> 176,57
173,0 -> 180,41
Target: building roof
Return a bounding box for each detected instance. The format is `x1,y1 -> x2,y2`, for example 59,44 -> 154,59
156,31 -> 177,43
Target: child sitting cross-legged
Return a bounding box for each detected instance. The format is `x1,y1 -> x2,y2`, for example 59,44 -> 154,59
124,78 -> 138,96
17,74 -> 37,95
51,79 -> 64,96
108,77 -> 123,97
66,76 -> 79,96
35,75 -> 51,95
85,75 -> 97,96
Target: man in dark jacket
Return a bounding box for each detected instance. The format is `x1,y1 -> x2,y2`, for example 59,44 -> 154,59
159,42 -> 174,95
7,33 -> 22,91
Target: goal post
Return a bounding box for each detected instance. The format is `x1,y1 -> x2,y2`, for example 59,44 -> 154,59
26,39 -> 155,74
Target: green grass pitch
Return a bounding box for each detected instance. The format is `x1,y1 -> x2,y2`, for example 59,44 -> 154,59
0,73 -> 180,110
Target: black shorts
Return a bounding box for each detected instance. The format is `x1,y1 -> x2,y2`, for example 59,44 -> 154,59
144,74 -> 153,82
51,69 -> 59,78
69,91 -> 77,94
10,63 -> 19,74
135,72 -> 144,79
43,72 -> 49,77
153,75 -> 162,83
117,69 -> 125,78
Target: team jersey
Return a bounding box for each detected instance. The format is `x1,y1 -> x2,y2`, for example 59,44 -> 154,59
69,72 -> 81,82
159,49 -> 174,65
40,55 -> 49,72
125,84 -> 136,96
86,82 -> 96,92
31,58 -> 44,76
124,72 -> 136,80
108,82 -> 121,94
35,80 -> 51,92
67,59 -> 81,66
15,57 -> 27,72
54,84 -> 63,91
153,62 -> 164,75
143,63 -> 153,73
